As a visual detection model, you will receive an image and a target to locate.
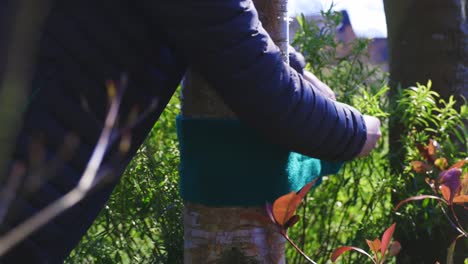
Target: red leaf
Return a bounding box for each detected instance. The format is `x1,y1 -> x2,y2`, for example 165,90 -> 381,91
440,185 -> 452,202
416,140 -> 437,163
366,239 -> 381,258
381,223 -> 396,256
273,193 -> 301,226
416,144 -> 431,163
449,158 -> 467,170
453,195 -> 468,204
427,139 -> 438,160
284,214 -> 300,229
272,180 -> 316,226
411,161 -> 432,173
389,241 -> 402,256
331,246 -> 373,262
297,180 -> 316,199
395,195 -> 448,211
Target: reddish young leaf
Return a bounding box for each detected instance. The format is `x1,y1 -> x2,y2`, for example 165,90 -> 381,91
331,246 -> 374,262
440,185 -> 452,202
395,195 -> 448,211
453,195 -> 468,204
427,139 -> 438,160
296,180 -> 316,198
411,161 -> 432,173
389,241 -> 401,256
272,193 -> 301,226
284,214 -> 300,229
380,223 -> 396,256
416,140 -> 437,163
416,144 -> 431,163
449,158 -> 467,170
366,239 -> 381,259
272,180 -> 315,226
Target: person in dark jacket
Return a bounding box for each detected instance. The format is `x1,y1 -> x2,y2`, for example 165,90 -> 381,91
0,0 -> 381,263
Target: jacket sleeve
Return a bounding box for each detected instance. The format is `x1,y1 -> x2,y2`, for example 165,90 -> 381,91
155,0 -> 367,161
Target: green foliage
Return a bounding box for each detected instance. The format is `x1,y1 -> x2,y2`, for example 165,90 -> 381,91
395,81 -> 467,162
67,94 -> 184,263
69,7 -> 467,264
288,9 -> 397,264
391,81 -> 467,263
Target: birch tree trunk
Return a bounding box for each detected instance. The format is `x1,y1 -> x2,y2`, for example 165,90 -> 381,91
181,1 -> 290,263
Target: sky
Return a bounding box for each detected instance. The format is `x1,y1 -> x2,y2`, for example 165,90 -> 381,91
288,0 -> 388,38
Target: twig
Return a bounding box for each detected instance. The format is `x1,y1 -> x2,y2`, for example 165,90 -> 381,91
283,232 -> 318,264
0,74 -> 126,256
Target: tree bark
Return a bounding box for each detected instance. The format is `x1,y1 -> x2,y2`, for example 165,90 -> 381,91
181,0 -> 290,263
384,0 -> 468,262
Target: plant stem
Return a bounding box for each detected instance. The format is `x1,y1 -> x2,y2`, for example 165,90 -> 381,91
283,232 -> 318,264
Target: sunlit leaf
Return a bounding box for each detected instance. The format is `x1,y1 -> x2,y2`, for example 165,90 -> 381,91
395,195 -> 448,211
416,144 -> 432,163
416,140 -> 437,163
427,139 -> 440,157
389,241 -> 401,256
272,180 -> 316,226
381,223 -> 396,256
411,161 -> 432,173
434,158 -> 448,170
427,139 -> 438,160
272,193 -> 301,226
440,185 -> 452,202
366,239 -> 381,258
453,195 -> 468,204
296,180 -> 316,198
331,246 -> 374,262
449,158 -> 467,170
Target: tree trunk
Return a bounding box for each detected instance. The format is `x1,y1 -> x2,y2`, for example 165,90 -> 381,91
384,0 -> 468,263
181,0 -> 290,263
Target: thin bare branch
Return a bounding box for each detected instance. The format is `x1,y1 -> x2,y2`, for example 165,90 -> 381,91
0,74 -> 127,256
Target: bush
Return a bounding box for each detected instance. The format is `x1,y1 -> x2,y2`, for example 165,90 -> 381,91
67,94 -> 184,264
69,9 -> 467,264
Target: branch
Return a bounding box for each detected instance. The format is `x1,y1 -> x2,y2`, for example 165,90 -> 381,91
0,74 -> 126,256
